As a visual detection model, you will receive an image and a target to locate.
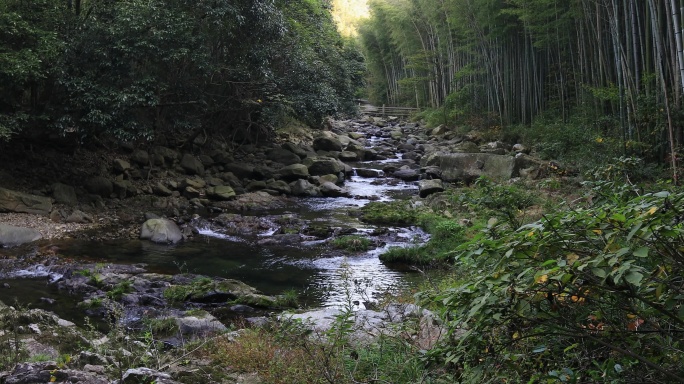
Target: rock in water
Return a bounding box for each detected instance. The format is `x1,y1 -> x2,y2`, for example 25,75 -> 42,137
0,224 -> 42,246
140,218 -> 183,244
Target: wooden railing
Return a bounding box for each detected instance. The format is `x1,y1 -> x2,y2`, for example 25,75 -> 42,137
357,101 -> 419,117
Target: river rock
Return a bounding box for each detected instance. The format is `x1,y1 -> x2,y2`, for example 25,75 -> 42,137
346,143 -> 367,160
419,179 -> 445,198
153,182 -> 173,197
0,224 -> 42,246
313,132 -> 343,152
320,182 -> 349,197
207,186 -> 236,200
430,125 -> 449,136
339,151 -> 360,161
65,210 -> 93,224
151,146 -> 179,165
2,362 -> 110,384
225,163 -> 255,179
208,149 -> 233,165
130,149 -> 149,165
119,368 -> 180,384
513,143 -> 530,154
281,142 -> 310,158
258,233 -> 302,246
392,168 -> 420,181
176,312 -> 228,337
52,183 -> 78,206
180,177 -> 206,190
290,179 -> 320,196
113,179 -> 136,198
267,148 -> 301,165
183,186 -> 201,199
85,176 -> 113,198
266,180 -> 291,195
304,157 -> 345,176
113,158 -> 131,173
424,152 -> 520,182
140,218 -> 183,244
180,154 -> 204,175
319,174 -> 341,184
0,188 -> 52,215
454,141 -> 480,153
278,163 -> 309,181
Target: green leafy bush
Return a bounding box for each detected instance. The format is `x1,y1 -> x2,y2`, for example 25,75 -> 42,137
421,186 -> 684,382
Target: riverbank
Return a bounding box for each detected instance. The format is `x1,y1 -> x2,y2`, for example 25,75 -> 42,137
0,114 -> 562,383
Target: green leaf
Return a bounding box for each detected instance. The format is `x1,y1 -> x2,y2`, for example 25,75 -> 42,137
633,247 -> 649,258
591,268 -> 607,278
611,213 -> 626,222
624,271 -> 644,286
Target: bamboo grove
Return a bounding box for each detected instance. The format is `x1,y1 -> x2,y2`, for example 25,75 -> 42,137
359,0 -> 684,176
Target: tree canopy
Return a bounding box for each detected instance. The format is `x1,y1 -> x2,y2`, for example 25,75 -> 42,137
0,0 -> 363,143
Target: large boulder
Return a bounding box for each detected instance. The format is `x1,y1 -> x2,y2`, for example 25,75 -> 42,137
392,168 -> 420,181
267,148 -> 301,165
320,182 -> 349,197
180,154 -> 205,175
281,142 -> 311,158
225,163 -> 255,179
290,179 -> 320,197
0,224 -> 42,246
151,146 -> 179,165
0,188 -> 52,215
424,152 -> 520,182
313,132 -> 344,152
140,218 -> 183,244
278,164 -> 309,181
304,157 -> 346,176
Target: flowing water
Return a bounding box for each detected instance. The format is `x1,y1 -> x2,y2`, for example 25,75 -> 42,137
0,129 -> 427,318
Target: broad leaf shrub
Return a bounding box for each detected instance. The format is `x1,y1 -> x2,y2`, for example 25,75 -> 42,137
419,184 -> 684,383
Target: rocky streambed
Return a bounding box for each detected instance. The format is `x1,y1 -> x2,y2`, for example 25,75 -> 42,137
0,115 -> 553,383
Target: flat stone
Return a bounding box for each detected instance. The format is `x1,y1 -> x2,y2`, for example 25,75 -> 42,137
0,224 -> 42,247
207,186 -> 236,200
0,187 -> 53,215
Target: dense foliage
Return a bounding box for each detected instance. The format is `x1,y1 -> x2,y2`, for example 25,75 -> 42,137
407,167 -> 684,382
0,0 -> 363,142
359,0 -> 683,175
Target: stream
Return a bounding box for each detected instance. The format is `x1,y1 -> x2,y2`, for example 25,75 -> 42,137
0,125 -> 428,322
